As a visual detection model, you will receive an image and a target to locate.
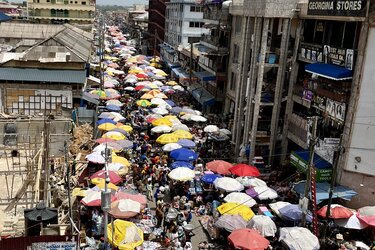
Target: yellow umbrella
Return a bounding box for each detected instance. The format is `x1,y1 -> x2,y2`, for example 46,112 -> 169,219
166,80 -> 178,86
112,156 -> 130,167
107,220 -> 144,250
72,188 -> 87,197
164,115 -> 178,121
117,125 -> 133,132
150,57 -> 160,63
140,93 -> 155,100
128,69 -> 144,74
172,130 -> 193,139
156,71 -> 168,76
147,83 -> 159,89
98,123 -> 117,131
127,57 -> 138,63
92,178 -> 119,191
217,202 -> 255,221
150,63 -> 161,68
156,133 -> 180,144
136,100 -> 151,107
102,131 -> 126,141
152,117 -> 173,127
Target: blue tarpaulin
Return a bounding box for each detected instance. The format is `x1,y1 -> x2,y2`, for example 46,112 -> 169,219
172,67 -> 190,79
305,63 -> 352,80
194,71 -> 216,81
293,181 -> 357,204
192,87 -> 215,106
0,12 -> 11,22
293,150 -> 331,169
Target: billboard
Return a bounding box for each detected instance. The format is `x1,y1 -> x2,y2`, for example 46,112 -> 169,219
307,0 -> 367,17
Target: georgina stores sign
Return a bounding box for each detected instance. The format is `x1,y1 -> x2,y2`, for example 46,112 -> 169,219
308,0 -> 367,17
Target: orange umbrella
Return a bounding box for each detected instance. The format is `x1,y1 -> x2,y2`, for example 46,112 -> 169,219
206,160 -> 233,175
228,228 -> 269,250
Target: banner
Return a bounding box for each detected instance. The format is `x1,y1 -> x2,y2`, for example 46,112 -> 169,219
32,242 -> 77,250
326,98 -> 346,121
307,0 -> 367,17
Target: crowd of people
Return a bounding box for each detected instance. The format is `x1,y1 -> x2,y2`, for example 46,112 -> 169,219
74,23 -> 375,250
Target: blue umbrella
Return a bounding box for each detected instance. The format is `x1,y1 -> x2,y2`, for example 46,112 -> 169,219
165,100 -> 176,107
177,139 -> 196,148
106,105 -> 121,112
170,148 -> 198,161
97,118 -> 116,125
278,204 -> 312,222
170,106 -> 183,114
170,161 -> 194,170
201,174 -> 222,184
98,112 -> 114,119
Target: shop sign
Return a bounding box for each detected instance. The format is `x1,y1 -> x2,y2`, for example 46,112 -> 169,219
315,138 -> 340,164
326,98 -> 346,121
303,89 -> 314,102
323,45 -> 352,67
307,0 -> 367,17
313,95 -> 326,110
31,242 -> 77,250
300,43 -> 323,62
290,152 -> 332,182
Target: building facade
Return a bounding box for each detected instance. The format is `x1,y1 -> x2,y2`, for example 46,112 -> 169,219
147,0 -> 170,56
27,0 -> 95,24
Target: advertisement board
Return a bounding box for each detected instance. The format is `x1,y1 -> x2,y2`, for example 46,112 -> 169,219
307,0 -> 367,17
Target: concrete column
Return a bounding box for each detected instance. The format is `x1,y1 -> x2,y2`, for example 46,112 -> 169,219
243,17 -> 262,146
280,20 -> 303,161
249,17 -> 270,161
268,18 -> 290,166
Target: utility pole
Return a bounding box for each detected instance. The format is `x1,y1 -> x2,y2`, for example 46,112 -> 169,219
101,147 -> 112,246
189,42 -> 193,86
64,141 -> 73,235
301,116 -> 318,227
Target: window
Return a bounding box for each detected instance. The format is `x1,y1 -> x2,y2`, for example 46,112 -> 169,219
178,35 -> 181,43
230,72 -> 236,90
82,1 -> 86,4
233,44 -> 239,63
189,22 -> 204,28
235,17 -> 242,34
190,6 -> 202,12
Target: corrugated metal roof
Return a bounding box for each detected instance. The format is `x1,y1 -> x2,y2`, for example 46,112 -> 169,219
0,68 -> 86,83
0,23 -> 64,39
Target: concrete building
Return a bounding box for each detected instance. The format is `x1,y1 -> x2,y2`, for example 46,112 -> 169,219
147,0 -> 169,56
26,0 -> 95,25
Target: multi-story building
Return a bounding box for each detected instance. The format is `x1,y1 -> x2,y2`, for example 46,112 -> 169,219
147,0 -> 170,56
27,0 -> 95,25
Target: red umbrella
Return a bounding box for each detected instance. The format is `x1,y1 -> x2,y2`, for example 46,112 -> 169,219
90,170 -> 122,185
115,192 -> 147,209
134,85 -> 145,91
146,117 -> 157,123
357,206 -> 375,227
206,160 -> 233,175
317,204 -> 353,219
95,138 -> 115,144
136,73 -> 148,79
228,228 -> 269,250
230,164 -> 260,177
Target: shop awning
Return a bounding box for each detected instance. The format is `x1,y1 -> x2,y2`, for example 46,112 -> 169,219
192,87 -> 215,106
305,63 -> 352,81
0,68 -> 86,83
187,83 -> 201,94
172,67 -> 190,79
167,62 -> 181,69
194,71 -> 216,81
293,181 -> 357,204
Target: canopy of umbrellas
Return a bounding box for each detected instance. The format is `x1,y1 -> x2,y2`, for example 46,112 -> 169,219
76,25 -> 375,250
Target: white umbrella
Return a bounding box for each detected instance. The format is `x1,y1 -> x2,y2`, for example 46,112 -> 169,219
117,199 -> 141,213
354,241 -> 370,250
124,86 -> 135,91
86,152 -> 105,164
151,98 -> 166,106
125,78 -> 138,83
172,124 -> 189,131
151,125 -> 172,133
269,201 -> 291,217
190,115 -> 207,122
168,117 -> 182,126
204,125 -> 220,133
214,177 -> 244,192
180,114 -> 194,121
279,227 -> 320,250
220,128 -> 232,135
247,215 -> 277,237
168,167 -> 195,181
93,144 -> 115,153
110,112 -> 125,122
103,162 -> 125,172
224,192 -> 257,207
152,107 -> 169,115
162,143 -> 182,152
173,85 -> 184,91
335,212 -> 368,230
248,186 -> 278,200
152,80 -> 164,86
236,177 -> 267,187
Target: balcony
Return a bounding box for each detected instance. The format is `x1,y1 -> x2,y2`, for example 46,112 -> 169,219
287,113 -> 309,149
202,6 -> 229,24
201,34 -> 229,53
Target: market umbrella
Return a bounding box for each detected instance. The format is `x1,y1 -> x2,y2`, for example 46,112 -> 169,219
124,86 -> 135,91
156,133 -> 179,144
177,139 -> 196,148
246,186 -> 278,200
151,125 -> 172,133
168,167 -> 195,181
278,204 -> 312,222
190,115 -> 207,122
117,125 -> 133,133
110,128 -> 130,137
214,177 -> 244,192
170,148 -> 198,161
247,215 -> 277,237
170,106 -> 183,114
204,125 -> 220,133
172,130 -> 193,139
115,192 -> 147,208
218,202 -> 255,221
98,112 -> 116,119
86,152 -> 105,164
134,85 -> 146,91
95,138 -> 115,144
201,173 -> 222,184
214,215 -> 247,232
335,212 -> 368,230
317,204 -> 353,219
104,89 -> 121,99
152,117 -> 173,127
106,99 -> 123,107
170,161 -> 194,170
100,141 -> 123,151
90,89 -> 106,99
151,97 -> 166,106
152,107 -> 169,115
228,228 -> 269,250
102,131 -> 126,141
357,206 -> 375,227
220,128 -> 232,135
279,227 -> 320,250
230,164 -> 260,177
103,163 -> 128,175
93,144 -> 118,154
136,99 -> 151,107
97,118 -> 116,125
172,124 -> 189,131
106,105 -> 121,112
206,160 -> 233,175
93,179 -> 119,191
107,220 -> 144,250
140,93 -> 154,99
109,199 -> 141,219
166,80 -> 178,86
165,100 -> 176,107
162,143 -> 182,152
90,170 -> 122,185
236,177 -> 267,187
224,192 -> 257,208
98,123 -> 117,131
112,156 -> 130,167
81,189 -> 116,207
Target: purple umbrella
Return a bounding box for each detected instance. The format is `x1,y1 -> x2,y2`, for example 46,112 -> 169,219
111,128 -> 130,137
214,215 -> 247,232
165,100 -> 176,107
116,140 -> 134,149
279,204 -> 312,222
177,139 -> 196,148
160,86 -> 171,91
170,106 -> 183,114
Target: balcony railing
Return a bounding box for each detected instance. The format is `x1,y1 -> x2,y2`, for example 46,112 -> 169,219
294,84 -> 349,103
